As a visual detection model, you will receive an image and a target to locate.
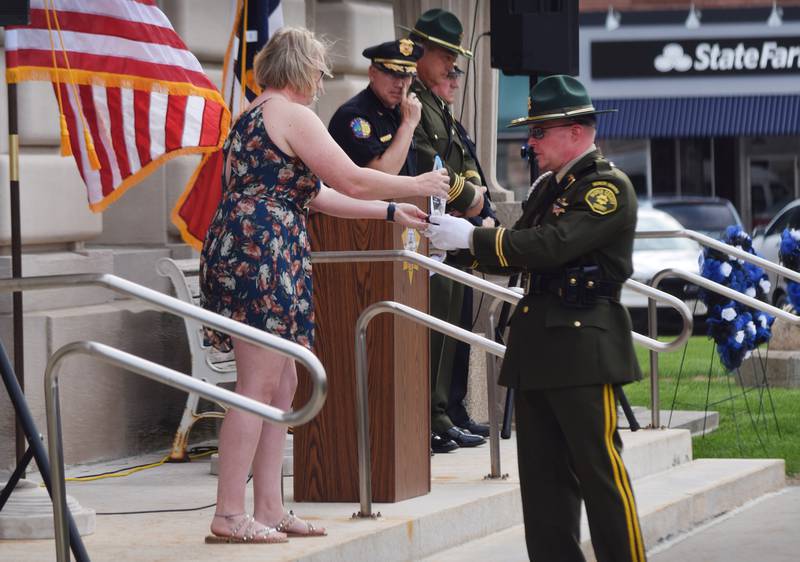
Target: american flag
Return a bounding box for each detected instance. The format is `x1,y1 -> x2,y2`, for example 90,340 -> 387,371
4,0 -> 230,212
172,0 -> 283,250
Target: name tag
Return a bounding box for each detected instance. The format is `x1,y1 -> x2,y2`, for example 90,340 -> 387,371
380,133 -> 392,143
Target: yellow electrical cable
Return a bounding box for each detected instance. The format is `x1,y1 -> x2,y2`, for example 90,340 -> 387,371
65,455 -> 170,482
59,448 -> 218,483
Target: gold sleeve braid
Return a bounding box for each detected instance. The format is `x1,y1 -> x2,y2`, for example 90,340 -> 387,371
448,174 -> 465,202
494,227 -> 509,267
464,170 -> 481,182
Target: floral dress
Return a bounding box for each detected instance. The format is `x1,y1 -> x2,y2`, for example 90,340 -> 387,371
200,103 -> 321,351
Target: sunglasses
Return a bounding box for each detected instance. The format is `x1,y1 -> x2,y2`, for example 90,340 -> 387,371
528,123 -> 574,140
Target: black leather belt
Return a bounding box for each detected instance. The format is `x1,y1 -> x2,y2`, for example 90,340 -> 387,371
522,273 -> 622,302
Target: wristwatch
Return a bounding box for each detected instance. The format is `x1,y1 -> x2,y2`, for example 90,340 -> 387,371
386,202 -> 396,222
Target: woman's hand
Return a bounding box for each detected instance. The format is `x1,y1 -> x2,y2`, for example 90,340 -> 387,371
393,203 -> 429,230
415,168 -> 450,199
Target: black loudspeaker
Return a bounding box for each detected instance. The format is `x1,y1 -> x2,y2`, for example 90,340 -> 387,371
490,0 -> 579,76
0,0 -> 30,27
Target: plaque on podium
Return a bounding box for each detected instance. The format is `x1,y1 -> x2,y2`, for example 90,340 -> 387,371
294,197 -> 430,502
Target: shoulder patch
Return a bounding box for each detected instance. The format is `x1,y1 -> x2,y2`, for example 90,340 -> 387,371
585,186 -> 618,215
589,180 -> 619,194
350,117 -> 372,139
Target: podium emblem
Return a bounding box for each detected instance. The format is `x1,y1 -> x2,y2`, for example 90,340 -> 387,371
402,227 -> 421,284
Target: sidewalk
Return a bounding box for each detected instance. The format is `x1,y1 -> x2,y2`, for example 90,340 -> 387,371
649,485 -> 800,562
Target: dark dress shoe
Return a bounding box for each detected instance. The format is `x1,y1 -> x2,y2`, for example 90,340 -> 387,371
431,433 -> 458,454
459,419 -> 490,438
441,426 -> 485,448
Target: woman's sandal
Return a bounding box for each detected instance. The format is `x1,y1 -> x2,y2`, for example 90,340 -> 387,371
274,510 -> 327,538
205,513 -> 288,544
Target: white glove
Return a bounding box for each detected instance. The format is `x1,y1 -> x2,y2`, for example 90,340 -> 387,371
425,213 -> 475,250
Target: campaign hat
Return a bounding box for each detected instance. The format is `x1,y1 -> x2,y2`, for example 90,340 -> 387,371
508,75 -> 616,128
401,8 -> 473,59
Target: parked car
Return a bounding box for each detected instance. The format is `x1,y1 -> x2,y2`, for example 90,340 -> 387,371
647,196 -> 743,241
750,165 -> 795,228
751,199 -> 800,307
622,208 -> 705,333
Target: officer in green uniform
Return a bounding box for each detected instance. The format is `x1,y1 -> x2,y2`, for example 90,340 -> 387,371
405,8 -> 488,451
425,75 -> 647,562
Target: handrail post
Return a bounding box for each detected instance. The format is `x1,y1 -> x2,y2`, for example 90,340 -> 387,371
648,296 -> 660,429
45,344 -> 75,562
486,299 -> 504,479
354,322 -> 375,518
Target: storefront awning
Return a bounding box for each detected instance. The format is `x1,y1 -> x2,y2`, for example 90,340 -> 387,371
595,95 -> 800,139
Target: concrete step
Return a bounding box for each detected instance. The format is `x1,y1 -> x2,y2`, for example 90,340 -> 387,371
423,458 -> 786,562
1,429 -> 691,561
9,431 -> 781,561
620,407 -> 720,437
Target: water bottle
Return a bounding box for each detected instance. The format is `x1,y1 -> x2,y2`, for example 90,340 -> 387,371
430,155 -> 446,217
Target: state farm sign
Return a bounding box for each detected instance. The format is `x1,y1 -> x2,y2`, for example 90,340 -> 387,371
592,36 -> 800,79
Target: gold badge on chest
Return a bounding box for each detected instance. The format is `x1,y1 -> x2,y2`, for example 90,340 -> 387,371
552,197 -> 569,216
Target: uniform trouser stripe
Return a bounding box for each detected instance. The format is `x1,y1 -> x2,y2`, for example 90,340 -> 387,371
603,385 -> 646,562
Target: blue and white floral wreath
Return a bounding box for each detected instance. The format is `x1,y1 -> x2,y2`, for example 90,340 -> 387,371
780,229 -> 800,311
699,226 -> 774,371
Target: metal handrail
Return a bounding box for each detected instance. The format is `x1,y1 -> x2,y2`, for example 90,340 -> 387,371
45,341 -> 309,561
353,301 -> 505,518
639,229 -> 800,429
638,229 -> 800,285
314,249 -> 693,352
317,251 -> 692,518
312,249 -> 522,304
0,274 -> 327,562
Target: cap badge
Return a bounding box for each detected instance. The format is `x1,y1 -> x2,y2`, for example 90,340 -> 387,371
399,39 -> 414,56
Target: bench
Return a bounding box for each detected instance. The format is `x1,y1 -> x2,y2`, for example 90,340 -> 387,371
156,257 -> 237,461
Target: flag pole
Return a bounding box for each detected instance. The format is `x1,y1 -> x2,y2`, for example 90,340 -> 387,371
7,81 -> 26,469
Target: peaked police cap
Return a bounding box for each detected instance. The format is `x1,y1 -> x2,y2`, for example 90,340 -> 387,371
508,75 -> 616,128
363,39 -> 423,76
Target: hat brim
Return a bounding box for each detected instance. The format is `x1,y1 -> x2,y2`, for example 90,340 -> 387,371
507,107 -> 617,128
372,59 -> 417,76
398,24 -> 473,58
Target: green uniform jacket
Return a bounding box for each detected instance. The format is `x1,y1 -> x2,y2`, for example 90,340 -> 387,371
410,79 -> 478,213
451,150 -> 643,390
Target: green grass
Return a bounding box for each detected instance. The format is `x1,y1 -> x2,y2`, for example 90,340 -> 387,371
624,336 -> 800,476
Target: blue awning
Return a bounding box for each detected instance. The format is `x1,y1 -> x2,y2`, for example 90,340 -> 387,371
594,95 -> 800,139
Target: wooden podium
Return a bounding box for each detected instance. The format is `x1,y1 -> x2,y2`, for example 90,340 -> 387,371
294,198 -> 430,502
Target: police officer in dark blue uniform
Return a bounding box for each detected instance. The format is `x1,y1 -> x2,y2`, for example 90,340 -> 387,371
329,38 -> 423,176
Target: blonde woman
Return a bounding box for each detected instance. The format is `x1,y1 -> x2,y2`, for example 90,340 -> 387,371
201,27 -> 448,544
